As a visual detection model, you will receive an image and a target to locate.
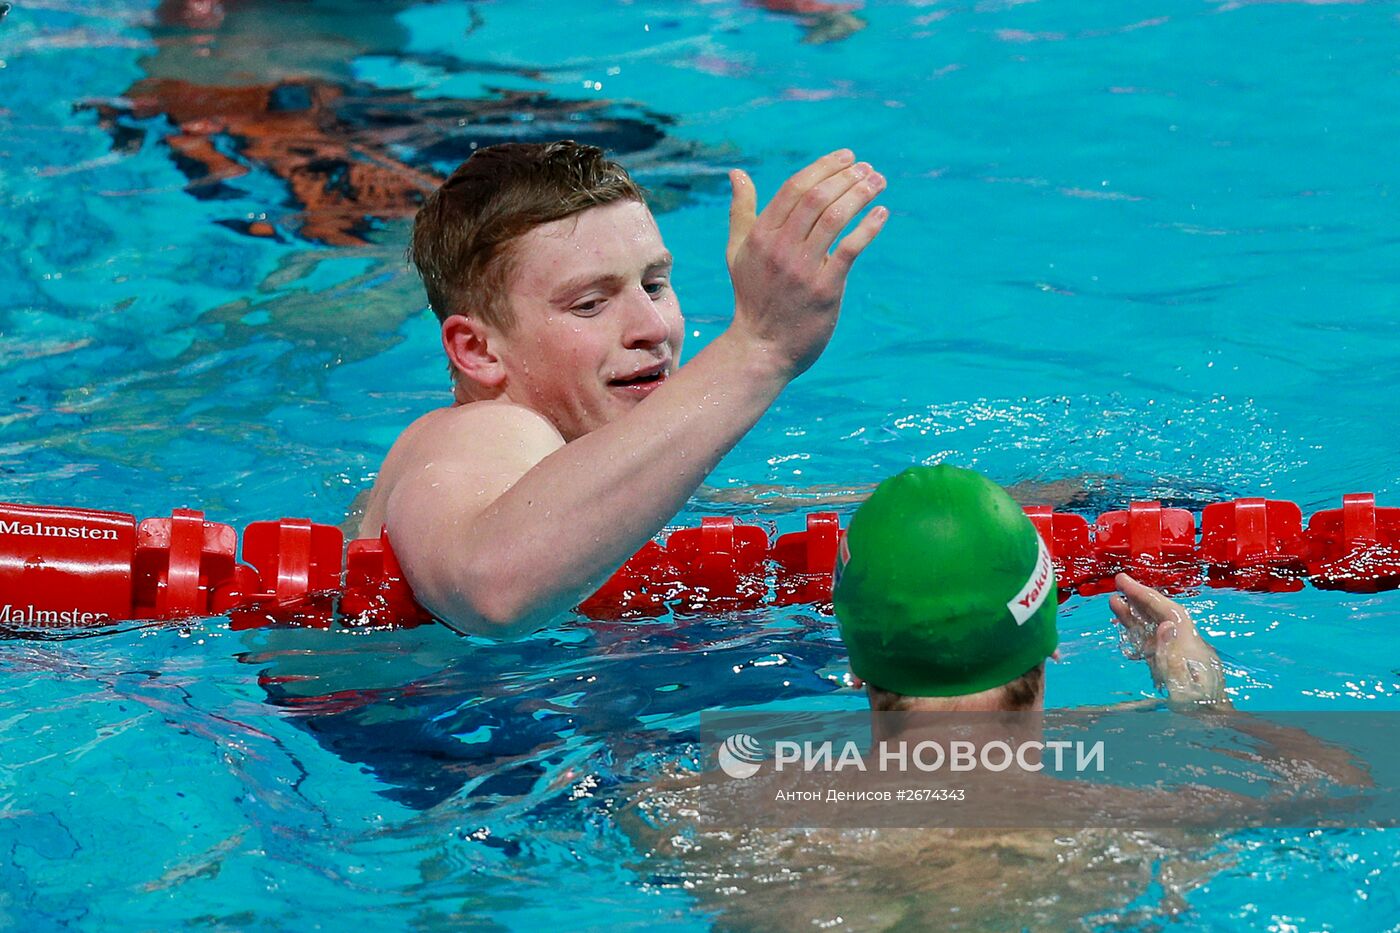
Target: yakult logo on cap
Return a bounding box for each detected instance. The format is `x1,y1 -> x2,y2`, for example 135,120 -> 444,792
1008,536 -> 1054,625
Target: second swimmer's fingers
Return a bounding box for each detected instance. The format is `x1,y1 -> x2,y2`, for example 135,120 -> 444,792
1116,573 -> 1177,619
1108,594 -> 1132,624
1119,574 -> 1198,641
1108,594 -> 1146,634
759,149 -> 856,232
823,205 -> 888,278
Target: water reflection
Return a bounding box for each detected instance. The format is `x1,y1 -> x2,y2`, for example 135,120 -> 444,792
240,611 -> 848,810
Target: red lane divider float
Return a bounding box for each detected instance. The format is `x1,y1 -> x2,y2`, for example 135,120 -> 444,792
134,508 -> 239,618
1306,493 -> 1400,591
1201,498 -> 1307,592
341,529 -> 434,629
4,494 -> 1400,632
772,512 -> 842,607
1078,501 -> 1201,596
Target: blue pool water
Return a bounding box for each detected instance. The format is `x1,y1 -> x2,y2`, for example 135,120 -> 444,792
3,0 -> 1400,928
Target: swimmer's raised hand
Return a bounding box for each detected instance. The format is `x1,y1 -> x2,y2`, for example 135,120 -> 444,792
725,149 -> 888,378
1110,573 -> 1231,708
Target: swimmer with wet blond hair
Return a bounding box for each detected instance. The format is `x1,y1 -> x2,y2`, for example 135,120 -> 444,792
356,141 -> 888,634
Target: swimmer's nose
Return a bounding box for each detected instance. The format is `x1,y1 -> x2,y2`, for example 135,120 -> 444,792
622,285 -> 673,349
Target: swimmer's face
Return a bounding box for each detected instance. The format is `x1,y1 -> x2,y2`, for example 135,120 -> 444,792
494,199 -> 684,441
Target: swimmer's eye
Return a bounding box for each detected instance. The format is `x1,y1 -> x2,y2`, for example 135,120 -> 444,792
644,281 -> 669,298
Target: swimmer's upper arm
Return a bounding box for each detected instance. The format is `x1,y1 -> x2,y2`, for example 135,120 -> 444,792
382,402 -> 565,632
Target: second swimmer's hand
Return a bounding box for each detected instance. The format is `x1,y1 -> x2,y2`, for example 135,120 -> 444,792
725,149 -> 888,379
1110,573 -> 1231,709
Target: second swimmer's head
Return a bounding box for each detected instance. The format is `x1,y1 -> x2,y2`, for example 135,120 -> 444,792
833,465 -> 1058,712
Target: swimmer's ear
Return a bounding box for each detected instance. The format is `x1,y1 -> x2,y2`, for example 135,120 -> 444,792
442,314 -> 506,391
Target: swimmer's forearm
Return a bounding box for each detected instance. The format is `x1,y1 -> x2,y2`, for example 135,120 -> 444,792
1220,714 -> 1372,788
434,330 -> 790,633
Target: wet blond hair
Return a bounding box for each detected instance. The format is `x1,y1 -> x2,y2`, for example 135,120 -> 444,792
410,140 -> 646,332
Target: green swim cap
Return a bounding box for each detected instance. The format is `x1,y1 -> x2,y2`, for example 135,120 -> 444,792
833,465 -> 1058,697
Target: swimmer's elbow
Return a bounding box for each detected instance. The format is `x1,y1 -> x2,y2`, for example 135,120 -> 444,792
439,594 -> 540,637
417,562 -> 551,637
389,515 -> 565,636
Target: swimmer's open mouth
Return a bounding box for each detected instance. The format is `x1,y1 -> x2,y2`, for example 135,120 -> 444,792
609,366 -> 667,387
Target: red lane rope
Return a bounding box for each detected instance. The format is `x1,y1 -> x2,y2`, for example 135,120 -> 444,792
2,494 -> 1399,631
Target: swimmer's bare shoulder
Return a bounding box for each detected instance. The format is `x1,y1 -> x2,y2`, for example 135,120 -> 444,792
355,400 -> 563,563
